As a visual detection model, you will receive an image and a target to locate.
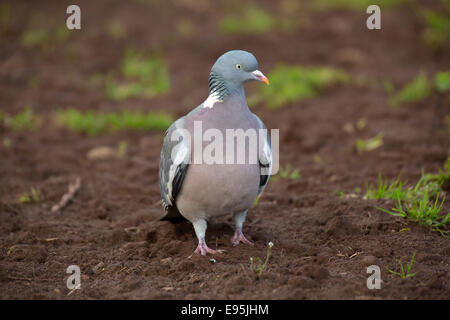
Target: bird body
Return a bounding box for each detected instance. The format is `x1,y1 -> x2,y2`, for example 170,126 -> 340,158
158,50 -> 271,255
177,95 -> 262,222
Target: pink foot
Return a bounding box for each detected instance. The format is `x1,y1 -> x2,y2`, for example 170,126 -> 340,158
231,228 -> 254,246
193,239 -> 222,256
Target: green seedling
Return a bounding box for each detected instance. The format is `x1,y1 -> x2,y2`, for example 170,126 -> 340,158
262,65 -> 350,109
220,3 -> 276,35
20,24 -> 71,50
374,171 -> 449,237
56,108 -> 173,135
365,174 -> 406,201
413,170 -> 447,200
356,118 -> 367,131
356,132 -> 384,154
7,246 -> 14,256
250,241 -> 274,277
368,163 -> 450,237
389,73 -> 431,106
17,187 -> 44,204
105,49 -> 170,101
377,191 -> 449,233
336,191 -> 346,199
21,28 -> 49,48
276,163 -> 300,180
386,252 -> 417,279
435,71 -> 450,92
420,9 -> 450,49
3,107 -> 39,132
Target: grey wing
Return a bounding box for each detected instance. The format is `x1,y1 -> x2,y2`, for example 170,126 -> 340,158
158,117 -> 190,221
253,114 -> 272,195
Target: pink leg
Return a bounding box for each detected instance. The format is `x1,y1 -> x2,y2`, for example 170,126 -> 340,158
191,219 -> 223,256
232,228 -> 254,246
231,211 -> 254,246
193,237 -> 221,256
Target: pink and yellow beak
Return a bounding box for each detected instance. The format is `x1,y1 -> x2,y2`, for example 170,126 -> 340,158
252,70 -> 270,85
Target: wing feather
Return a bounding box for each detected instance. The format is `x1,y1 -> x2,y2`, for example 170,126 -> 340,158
253,114 -> 272,195
158,117 -> 190,221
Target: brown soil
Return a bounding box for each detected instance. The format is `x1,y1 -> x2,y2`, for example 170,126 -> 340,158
0,0 -> 449,299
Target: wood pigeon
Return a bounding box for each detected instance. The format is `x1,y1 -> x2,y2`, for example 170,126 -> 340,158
158,50 -> 272,255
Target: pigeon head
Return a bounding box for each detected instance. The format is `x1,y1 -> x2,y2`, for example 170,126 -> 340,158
209,50 -> 269,98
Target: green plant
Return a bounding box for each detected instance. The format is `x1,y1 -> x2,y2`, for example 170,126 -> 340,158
105,49 -> 170,101
435,71 -> 450,92
262,65 -> 350,109
21,28 -> 49,48
17,187 -> 44,204
220,3 -> 276,35
250,241 -> 274,277
3,107 -> 38,132
365,174 -> 406,201
356,118 -> 367,131
377,191 -> 449,230
56,108 -> 173,135
336,191 -> 346,199
386,252 -> 417,279
414,170 -> 448,200
374,171 -> 449,236
275,163 -> 300,180
389,73 -> 431,106
421,10 -> 450,49
368,163 -> 450,237
356,132 -> 384,154
20,24 -> 71,50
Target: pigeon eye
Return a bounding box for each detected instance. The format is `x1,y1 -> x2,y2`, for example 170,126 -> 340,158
235,64 -> 242,70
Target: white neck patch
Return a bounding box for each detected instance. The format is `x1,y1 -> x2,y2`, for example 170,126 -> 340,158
203,92 -> 223,109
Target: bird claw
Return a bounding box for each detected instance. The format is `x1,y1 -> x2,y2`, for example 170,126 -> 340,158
231,229 -> 254,246
192,242 -> 223,256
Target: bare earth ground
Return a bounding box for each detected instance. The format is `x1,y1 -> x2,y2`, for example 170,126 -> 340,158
0,0 -> 449,299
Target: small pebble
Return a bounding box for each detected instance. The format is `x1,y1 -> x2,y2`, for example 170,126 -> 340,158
160,257 -> 173,265
92,262 -> 105,274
